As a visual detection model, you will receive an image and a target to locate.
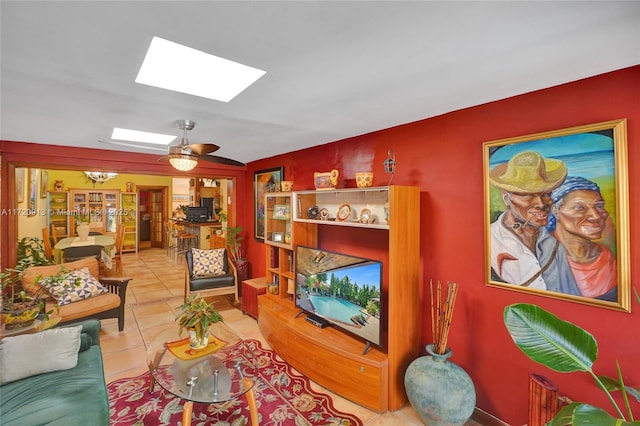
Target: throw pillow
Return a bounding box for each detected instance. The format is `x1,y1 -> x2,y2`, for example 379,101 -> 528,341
39,267 -> 108,306
0,325 -> 82,384
192,248 -> 225,277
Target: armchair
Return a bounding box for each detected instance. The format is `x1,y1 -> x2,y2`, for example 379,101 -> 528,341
185,247 -> 238,304
21,257 -> 131,331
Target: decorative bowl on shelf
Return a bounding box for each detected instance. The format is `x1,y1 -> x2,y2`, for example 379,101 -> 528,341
355,172 -> 374,188
267,282 -> 279,295
314,170 -> 339,190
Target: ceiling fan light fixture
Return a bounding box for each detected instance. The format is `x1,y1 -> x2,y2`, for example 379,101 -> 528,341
169,154 -> 198,171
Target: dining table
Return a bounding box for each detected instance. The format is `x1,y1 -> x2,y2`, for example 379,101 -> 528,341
53,235 -> 116,267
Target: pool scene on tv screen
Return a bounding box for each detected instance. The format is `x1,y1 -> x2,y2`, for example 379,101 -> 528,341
295,247 -> 382,346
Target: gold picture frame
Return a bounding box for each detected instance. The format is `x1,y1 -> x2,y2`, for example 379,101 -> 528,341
15,168 -> 25,203
27,168 -> 38,216
40,170 -> 48,198
483,119 -> 630,311
254,166 -> 283,241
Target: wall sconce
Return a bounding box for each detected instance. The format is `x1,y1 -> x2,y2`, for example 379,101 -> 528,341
84,171 -> 118,183
383,149 -> 396,185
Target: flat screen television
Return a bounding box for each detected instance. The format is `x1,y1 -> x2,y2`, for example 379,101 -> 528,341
186,206 -> 209,222
295,245 -> 383,354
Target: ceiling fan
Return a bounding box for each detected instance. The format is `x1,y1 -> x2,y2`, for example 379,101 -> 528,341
99,119 -> 245,171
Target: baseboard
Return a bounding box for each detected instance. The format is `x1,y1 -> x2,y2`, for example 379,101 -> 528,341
471,407 -> 510,426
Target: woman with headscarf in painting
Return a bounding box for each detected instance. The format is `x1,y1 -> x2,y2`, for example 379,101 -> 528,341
548,176 -> 617,301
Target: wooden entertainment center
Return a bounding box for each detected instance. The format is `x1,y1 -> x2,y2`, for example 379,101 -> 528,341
258,185 -> 420,412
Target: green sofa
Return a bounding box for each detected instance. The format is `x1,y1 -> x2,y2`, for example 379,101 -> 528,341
0,320 -> 110,425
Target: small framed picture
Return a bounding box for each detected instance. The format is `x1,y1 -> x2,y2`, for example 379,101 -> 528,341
254,166 -> 284,241
40,170 -> 48,198
273,204 -> 290,220
272,232 -> 284,243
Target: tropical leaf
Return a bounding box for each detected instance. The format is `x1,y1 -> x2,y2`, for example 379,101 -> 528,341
547,403 -> 582,425
599,376 -> 640,402
573,404 -> 640,425
548,403 -> 640,426
504,304 -> 597,373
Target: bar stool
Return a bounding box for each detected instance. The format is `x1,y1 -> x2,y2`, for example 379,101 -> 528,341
168,221 -> 199,262
166,220 -> 178,259
176,223 -> 199,254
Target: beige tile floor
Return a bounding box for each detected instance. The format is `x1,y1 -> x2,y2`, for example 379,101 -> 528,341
99,248 -> 481,426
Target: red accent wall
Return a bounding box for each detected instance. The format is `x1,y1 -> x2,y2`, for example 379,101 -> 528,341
1,66 -> 637,423
245,66 -> 639,423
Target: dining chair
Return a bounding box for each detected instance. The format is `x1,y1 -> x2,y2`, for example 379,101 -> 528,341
62,245 -> 103,262
50,224 -> 62,244
112,226 -> 125,275
89,231 -> 103,236
41,227 -> 54,261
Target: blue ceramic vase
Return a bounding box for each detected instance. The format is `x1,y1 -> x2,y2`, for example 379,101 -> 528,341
404,344 -> 476,425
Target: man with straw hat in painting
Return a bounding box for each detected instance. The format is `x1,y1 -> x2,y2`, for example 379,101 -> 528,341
489,151 -> 579,295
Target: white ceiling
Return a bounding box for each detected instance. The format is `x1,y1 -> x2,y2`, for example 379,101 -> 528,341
2,1 -> 639,165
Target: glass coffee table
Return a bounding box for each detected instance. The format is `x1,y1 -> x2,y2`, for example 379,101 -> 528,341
146,322 -> 260,426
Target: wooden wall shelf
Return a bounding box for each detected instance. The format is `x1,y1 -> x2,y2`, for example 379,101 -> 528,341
259,185 -> 420,412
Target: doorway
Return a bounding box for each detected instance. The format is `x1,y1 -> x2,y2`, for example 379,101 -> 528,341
137,186 -> 168,249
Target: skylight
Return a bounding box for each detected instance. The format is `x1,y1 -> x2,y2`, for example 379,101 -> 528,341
135,36 -> 266,102
111,128 -> 176,145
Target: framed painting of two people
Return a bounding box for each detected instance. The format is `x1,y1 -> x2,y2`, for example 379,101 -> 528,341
483,119 -> 630,312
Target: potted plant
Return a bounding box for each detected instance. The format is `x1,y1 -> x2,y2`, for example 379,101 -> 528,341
503,303 -> 640,425
0,269 -> 44,329
216,210 -> 228,231
176,294 -> 223,349
1,236 -> 57,328
74,211 -> 91,240
225,226 -> 245,263
175,205 -> 189,219
226,225 -> 249,280
0,266 -> 78,329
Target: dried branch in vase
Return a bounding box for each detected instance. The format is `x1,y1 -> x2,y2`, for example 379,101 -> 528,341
429,280 -> 459,355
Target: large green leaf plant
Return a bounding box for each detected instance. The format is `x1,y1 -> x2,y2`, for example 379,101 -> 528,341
503,303 -> 640,425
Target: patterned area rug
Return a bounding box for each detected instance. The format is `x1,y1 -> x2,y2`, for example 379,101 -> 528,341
108,338 -> 363,425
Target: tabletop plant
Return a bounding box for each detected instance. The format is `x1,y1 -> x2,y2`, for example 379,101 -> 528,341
503,303 -> 640,425
176,294 -> 223,346
1,266 -> 79,327
71,208 -> 91,222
